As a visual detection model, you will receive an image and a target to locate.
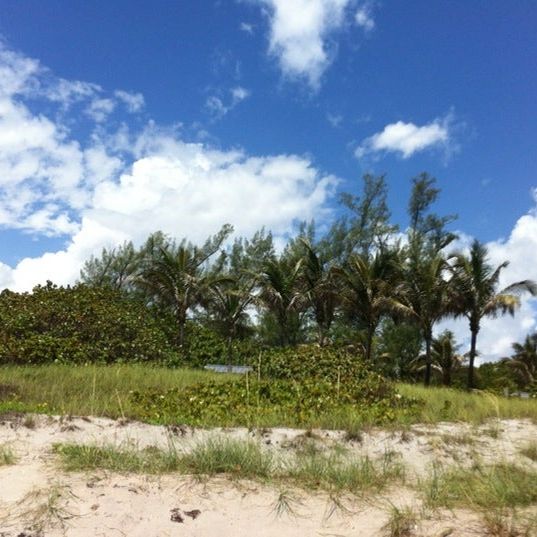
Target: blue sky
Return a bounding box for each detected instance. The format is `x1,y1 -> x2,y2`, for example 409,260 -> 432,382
0,1 -> 536,359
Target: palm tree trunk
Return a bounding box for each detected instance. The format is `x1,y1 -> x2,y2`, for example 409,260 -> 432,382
227,323 -> 236,368
227,335 -> 233,369
467,328 -> 478,390
365,324 -> 375,363
424,335 -> 432,387
177,308 -> 186,349
318,324 -> 326,347
178,321 -> 185,348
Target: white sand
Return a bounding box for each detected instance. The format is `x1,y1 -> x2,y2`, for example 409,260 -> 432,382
0,414 -> 536,536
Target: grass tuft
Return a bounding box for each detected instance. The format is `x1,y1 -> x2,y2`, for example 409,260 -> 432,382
271,489 -> 303,518
382,504 -> 418,537
421,463 -> 537,510
182,437 -> 274,478
289,449 -> 404,494
52,442 -> 182,474
53,437 -> 405,497
0,443 -> 16,465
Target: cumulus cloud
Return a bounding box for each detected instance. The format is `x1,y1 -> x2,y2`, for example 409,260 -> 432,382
0,42 -> 153,239
0,43 -> 337,291
355,115 -> 452,159
260,0 -> 351,88
2,139 -> 338,291
206,86 -> 251,120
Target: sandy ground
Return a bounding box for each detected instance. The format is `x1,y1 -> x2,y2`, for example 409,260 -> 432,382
0,414 -> 536,536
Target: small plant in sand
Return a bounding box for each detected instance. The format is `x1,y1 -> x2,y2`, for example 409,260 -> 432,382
482,508 -> 537,537
519,441 -> 537,462
382,504 -> 418,537
271,489 -> 304,518
0,444 -> 16,465
15,485 -> 75,533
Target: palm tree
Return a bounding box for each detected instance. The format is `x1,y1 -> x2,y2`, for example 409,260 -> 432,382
300,240 -> 338,346
257,257 -> 305,346
137,246 -> 213,347
450,240 -> 537,389
335,248 -> 401,363
206,278 -> 256,364
419,330 -> 463,386
504,333 -> 537,388
137,226 -> 232,348
394,252 -> 453,386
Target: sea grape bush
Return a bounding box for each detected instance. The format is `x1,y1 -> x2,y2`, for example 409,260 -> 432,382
177,323 -> 257,368
129,377 -> 421,426
130,347 -> 422,426
0,282 -> 175,364
258,345 -> 376,383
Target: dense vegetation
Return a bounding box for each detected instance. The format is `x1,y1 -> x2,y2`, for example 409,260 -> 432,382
1,172 -> 536,396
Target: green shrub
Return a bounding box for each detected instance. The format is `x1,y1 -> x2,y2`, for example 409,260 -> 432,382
130,375 -> 420,427
0,282 -> 176,364
257,345 -> 373,384
177,323 -> 256,368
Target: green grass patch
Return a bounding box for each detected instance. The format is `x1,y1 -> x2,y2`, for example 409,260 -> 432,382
0,364 -> 233,419
1,364 -> 536,429
52,442 -> 182,474
53,436 -> 404,496
398,384 -> 537,424
181,437 -> 274,478
421,463 -> 537,510
289,449 -> 404,494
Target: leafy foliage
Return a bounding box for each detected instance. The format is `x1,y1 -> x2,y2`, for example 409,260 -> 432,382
175,323 -> 257,368
130,376 -> 419,427
0,282 -> 175,364
258,344 -> 375,383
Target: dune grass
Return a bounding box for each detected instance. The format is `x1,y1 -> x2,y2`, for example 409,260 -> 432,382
1,364 -> 536,428
0,364 -> 233,418
53,436 -> 404,496
421,462 -> 537,511
52,442 -> 183,474
397,383 -> 537,424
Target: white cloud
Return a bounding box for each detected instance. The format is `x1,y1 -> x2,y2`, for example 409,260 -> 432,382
240,22 -> 255,34
2,141 -> 338,291
355,2 -> 375,32
355,116 -> 452,159
0,43 -> 152,238
114,90 -> 145,112
261,0 -> 351,88
206,86 -> 251,120
326,112 -> 343,127
0,43 -> 337,292
86,98 -> 116,122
